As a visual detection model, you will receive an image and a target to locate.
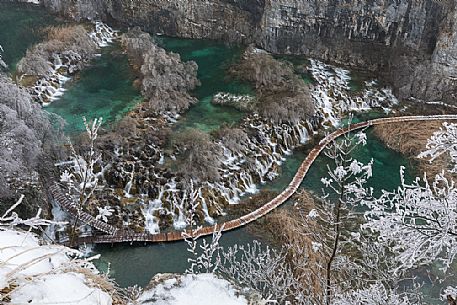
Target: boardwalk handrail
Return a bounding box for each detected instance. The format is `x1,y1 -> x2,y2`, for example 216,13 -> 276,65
50,115 -> 457,245
49,185 -> 119,235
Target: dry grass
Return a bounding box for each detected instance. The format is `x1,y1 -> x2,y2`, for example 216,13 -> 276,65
46,25 -> 86,42
373,121 -> 455,179
250,191 -> 327,300
68,266 -> 127,305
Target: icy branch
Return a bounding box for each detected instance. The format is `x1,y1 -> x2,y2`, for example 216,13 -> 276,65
363,170 -> 457,272
0,195 -> 63,230
419,122 -> 457,173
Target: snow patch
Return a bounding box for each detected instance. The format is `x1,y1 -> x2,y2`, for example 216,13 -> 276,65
138,273 -> 248,305
0,229 -> 112,305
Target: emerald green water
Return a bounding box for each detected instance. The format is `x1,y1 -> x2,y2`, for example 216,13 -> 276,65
0,2 -> 61,70
156,37 -> 252,133
303,129 -> 415,197
1,3 -> 443,294
45,45 -> 142,133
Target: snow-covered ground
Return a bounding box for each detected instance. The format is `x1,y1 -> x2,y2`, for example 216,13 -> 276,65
0,229 -> 112,305
137,273 -> 253,305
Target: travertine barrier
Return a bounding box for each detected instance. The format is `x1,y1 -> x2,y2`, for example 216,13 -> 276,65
51,115 -> 457,245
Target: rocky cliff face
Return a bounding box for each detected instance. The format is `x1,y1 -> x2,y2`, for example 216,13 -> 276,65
39,0 -> 456,104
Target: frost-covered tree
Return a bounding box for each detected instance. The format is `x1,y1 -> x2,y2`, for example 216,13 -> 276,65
419,122 -> 457,173
444,286 -> 457,305
364,122 -> 457,273
303,129 -> 374,305
218,240 -> 299,304
0,195 -> 118,305
363,169 -> 457,272
121,28 -> 199,114
57,117 -> 104,240
182,181 -> 224,275
1,195 -> 58,230
212,127 -> 388,305
333,283 -> 423,305
362,121 -> 457,303
58,117 -> 103,208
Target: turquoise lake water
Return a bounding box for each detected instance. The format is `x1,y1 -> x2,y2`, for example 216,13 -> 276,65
1,3 -> 448,300
45,44 -> 142,133
156,36 -> 253,133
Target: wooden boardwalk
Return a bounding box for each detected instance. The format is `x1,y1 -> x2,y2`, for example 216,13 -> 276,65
51,115 -> 457,245
49,185 -> 119,235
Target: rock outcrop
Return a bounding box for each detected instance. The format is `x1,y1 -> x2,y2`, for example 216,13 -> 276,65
0,75 -> 60,217
121,28 -> 200,113
38,0 -> 457,104
228,46 -> 314,123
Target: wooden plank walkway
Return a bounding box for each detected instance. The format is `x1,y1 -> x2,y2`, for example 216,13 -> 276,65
49,185 -> 119,235
51,115 -> 457,245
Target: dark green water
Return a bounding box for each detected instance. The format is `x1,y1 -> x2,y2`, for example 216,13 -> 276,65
303,129 -> 415,197
156,37 -> 253,133
45,45 -> 142,133
93,129 -> 416,287
94,227 -> 256,287
0,2 -> 61,70
1,3 -> 441,294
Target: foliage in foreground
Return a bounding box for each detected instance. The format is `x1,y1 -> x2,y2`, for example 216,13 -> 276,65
184,122 -> 457,304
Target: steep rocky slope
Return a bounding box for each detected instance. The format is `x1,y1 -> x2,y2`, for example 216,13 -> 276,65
0,75 -> 60,216
38,0 -> 456,104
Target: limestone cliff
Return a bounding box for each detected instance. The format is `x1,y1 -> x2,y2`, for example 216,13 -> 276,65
39,0 -> 456,104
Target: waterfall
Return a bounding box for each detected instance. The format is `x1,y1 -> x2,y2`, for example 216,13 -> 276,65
89,21 -> 118,48
123,165 -> 135,198
309,59 -> 398,127
103,57 -> 400,234
33,22 -> 117,105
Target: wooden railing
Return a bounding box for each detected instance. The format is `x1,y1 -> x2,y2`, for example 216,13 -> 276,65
51,115 -> 457,245
49,185 -> 119,235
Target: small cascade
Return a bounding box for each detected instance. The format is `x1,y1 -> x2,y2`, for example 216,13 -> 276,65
28,21 -> 118,105
143,187 -> 164,234
309,59 -> 398,127
43,198 -> 69,243
123,166 -> 135,198
0,43 -> 7,70
89,21 -> 118,48
97,56 -> 401,234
